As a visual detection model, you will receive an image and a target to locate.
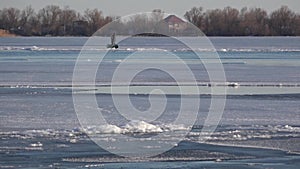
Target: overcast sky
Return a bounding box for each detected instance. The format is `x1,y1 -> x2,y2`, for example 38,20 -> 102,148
1,0 -> 300,17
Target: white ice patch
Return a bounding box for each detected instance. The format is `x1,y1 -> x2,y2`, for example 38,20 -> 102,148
82,121 -> 189,134
124,120 -> 163,133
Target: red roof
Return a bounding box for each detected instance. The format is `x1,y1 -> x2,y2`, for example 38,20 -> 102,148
164,15 -> 185,24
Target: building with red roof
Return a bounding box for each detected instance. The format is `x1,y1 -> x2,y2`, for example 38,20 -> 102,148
164,15 -> 188,34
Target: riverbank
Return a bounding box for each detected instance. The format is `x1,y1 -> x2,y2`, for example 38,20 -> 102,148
0,29 -> 16,37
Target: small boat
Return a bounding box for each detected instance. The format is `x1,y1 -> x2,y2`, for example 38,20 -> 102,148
227,82 -> 240,88
107,33 -> 118,48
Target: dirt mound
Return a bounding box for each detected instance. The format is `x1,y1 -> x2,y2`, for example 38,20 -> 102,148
0,29 -> 16,37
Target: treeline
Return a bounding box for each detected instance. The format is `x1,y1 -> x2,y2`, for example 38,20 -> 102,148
0,5 -> 113,36
1,5 -> 300,36
184,6 -> 300,36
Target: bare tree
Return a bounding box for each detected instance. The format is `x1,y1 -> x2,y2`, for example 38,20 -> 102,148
270,6 -> 297,35
222,7 -> 240,35
59,6 -> 78,35
184,7 -> 205,31
296,14 -> 300,36
204,9 -> 224,36
126,14 -> 152,34
1,7 -> 21,30
239,8 -> 269,36
19,6 -> 37,35
38,5 -> 61,35
0,9 -> 3,29
84,8 -> 105,35
20,6 -> 35,26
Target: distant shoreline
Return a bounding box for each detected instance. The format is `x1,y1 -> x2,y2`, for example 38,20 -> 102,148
1,5 -> 299,37
1,34 -> 300,38
1,27 -> 300,38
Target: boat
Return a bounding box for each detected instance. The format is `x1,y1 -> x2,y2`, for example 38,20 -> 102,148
107,33 -> 118,48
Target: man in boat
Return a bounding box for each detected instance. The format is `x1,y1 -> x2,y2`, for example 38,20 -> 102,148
107,32 -> 118,48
